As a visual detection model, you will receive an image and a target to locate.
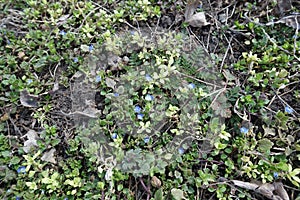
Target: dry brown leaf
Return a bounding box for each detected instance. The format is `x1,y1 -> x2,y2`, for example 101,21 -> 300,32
18,51 -> 25,59
41,148 -> 56,164
20,90 -> 39,107
185,12 -> 209,28
151,176 -> 162,188
274,182 -> 290,200
277,0 -> 292,14
184,0 -> 209,28
184,0 -> 200,20
232,180 -> 289,200
267,14 -> 300,30
105,77 -> 116,89
23,130 -> 39,153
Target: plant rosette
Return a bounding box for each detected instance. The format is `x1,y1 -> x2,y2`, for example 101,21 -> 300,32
72,27 -> 228,177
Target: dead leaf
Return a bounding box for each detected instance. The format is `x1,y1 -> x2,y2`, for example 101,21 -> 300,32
184,0 -> 209,28
18,51 -> 25,59
20,90 -> 39,107
184,0 -> 200,19
105,77 -> 116,89
23,130 -> 39,153
56,14 -> 70,26
274,182 -> 290,200
151,176 -> 162,188
263,126 -> 276,137
52,82 -> 59,92
41,148 -> 56,164
277,15 -> 300,29
0,113 -> 9,121
186,12 -> 209,28
267,14 -> 300,30
232,180 -> 289,200
277,0 -> 292,15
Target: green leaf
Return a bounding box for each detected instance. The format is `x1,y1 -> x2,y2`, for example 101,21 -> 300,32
154,188 -> 163,200
171,188 -> 185,200
258,138 -> 273,153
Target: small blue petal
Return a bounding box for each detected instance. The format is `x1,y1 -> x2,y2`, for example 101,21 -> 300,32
137,113 -> 144,120
145,94 -> 154,101
114,93 -> 119,97
95,75 -> 101,83
273,172 -> 279,179
145,74 -> 152,81
285,106 -> 293,114
60,30 -> 66,36
73,57 -> 78,63
17,166 -> 26,174
111,133 -> 118,139
16,196 -> 21,200
240,127 -> 249,134
7,39 -> 11,45
144,136 -> 150,143
130,31 -> 135,35
178,147 -> 185,154
89,44 -> 94,51
134,106 -> 142,113
188,83 -> 195,89
27,79 -> 33,84
64,198 -> 68,200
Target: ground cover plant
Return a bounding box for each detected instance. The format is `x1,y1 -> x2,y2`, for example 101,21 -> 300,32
0,0 -> 300,199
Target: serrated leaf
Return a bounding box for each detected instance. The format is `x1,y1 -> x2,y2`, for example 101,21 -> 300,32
258,138 -> 273,153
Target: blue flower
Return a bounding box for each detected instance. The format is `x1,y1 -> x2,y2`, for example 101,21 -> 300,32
73,57 -> 78,63
145,94 -> 154,101
130,31 -> 135,35
144,136 -> 150,143
178,147 -> 185,154
285,106 -> 293,114
89,44 -> 94,51
188,83 -> 195,89
137,113 -> 144,120
17,166 -> 26,174
273,172 -> 279,179
111,133 -> 118,140
95,75 -> 101,83
60,30 -> 66,36
145,74 -> 152,81
240,127 -> 249,134
27,79 -> 33,85
16,196 -> 21,200
7,39 -> 11,45
114,93 -> 119,97
64,198 -> 68,200
134,105 -> 142,113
